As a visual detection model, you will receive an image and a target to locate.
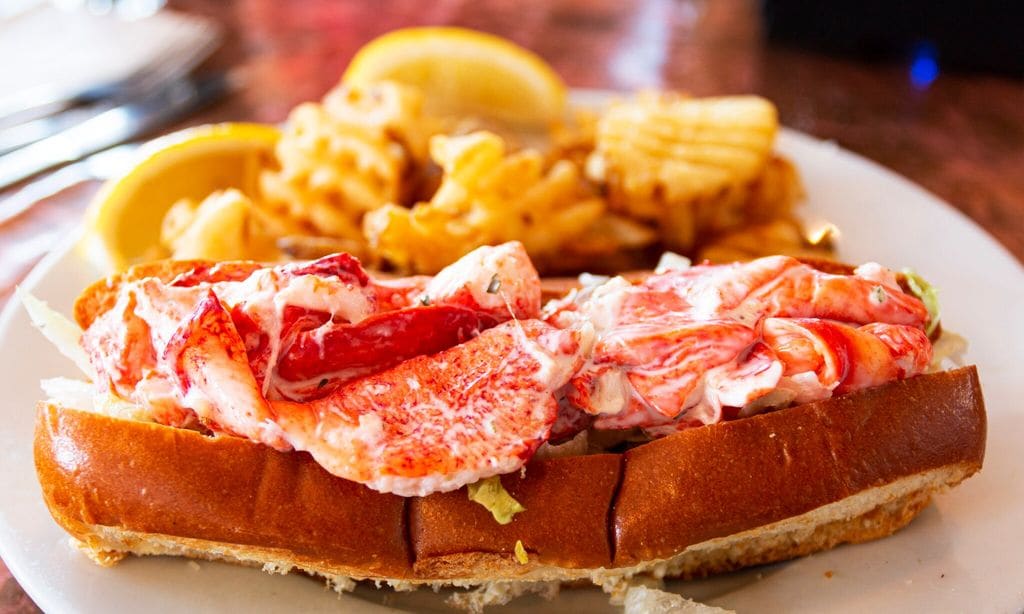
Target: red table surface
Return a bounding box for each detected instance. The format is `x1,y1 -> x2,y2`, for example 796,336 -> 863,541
1,0 -> 1022,610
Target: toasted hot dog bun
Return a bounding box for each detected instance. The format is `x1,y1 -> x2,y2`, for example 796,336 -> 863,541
35,367 -> 984,593
40,259 -> 984,604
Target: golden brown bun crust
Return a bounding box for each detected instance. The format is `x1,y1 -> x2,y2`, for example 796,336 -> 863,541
411,454 -> 622,577
34,404 -> 411,578
613,367 -> 985,565
58,257 -> 981,583
34,368 -> 984,583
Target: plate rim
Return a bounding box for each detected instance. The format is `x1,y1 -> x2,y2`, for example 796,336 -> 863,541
1,119 -> 1022,613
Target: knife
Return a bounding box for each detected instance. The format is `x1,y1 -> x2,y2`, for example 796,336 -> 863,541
0,102 -> 117,156
0,73 -> 228,191
0,143 -> 140,226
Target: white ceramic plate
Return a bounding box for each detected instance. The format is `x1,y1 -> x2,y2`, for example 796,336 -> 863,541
1,127 -> 1023,614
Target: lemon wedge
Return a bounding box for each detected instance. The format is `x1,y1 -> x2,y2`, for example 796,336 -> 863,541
342,27 -> 567,127
83,123 -> 280,272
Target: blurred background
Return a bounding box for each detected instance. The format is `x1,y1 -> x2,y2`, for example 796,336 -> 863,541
1,0 -> 1022,609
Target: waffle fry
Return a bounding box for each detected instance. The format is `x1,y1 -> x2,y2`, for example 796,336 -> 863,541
547,107 -> 599,169
587,93 -> 779,252
259,81 -> 437,251
151,80 -> 824,274
364,131 -> 605,273
697,218 -> 834,264
533,213 -> 658,274
160,189 -> 283,262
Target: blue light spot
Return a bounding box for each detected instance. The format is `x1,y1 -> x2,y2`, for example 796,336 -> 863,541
910,44 -> 939,90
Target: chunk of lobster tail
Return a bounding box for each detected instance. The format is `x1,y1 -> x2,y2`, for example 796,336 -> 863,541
271,319 -> 589,497
270,241 -> 541,399
549,256 -> 934,434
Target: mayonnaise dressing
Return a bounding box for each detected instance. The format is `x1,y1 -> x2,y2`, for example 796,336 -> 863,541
215,268 -> 374,395
420,241 -> 540,320
551,256 -> 933,432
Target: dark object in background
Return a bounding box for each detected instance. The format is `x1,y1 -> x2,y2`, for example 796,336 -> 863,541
762,0 -> 1024,79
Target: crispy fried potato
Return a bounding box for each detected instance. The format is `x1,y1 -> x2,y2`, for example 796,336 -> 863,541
533,213 -> 658,274
660,152 -> 806,250
160,189 -> 283,262
276,234 -> 370,261
259,81 -> 437,248
364,131 -> 605,273
744,154 -> 805,221
547,107 -> 599,169
697,218 -> 834,264
152,81 -> 825,275
587,93 -> 779,252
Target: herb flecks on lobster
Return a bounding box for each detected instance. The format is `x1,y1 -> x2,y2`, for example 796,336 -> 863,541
272,319 -> 587,497
82,242 -> 539,407
74,246 -> 935,496
546,256 -> 933,435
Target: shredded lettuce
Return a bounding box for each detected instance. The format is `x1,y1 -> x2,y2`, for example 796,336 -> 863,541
40,377 -> 152,421
467,476 -> 525,525
929,330 -> 969,372
18,287 -> 94,379
514,539 -> 529,564
901,269 -> 940,335
40,377 -> 95,410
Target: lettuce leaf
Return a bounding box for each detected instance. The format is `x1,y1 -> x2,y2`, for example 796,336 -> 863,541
902,269 -> 940,335
929,329 -> 968,372
514,539 -> 529,564
18,287 -> 94,378
467,476 -> 525,525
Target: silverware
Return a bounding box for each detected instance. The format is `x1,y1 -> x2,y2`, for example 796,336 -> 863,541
0,3 -> 221,127
0,143 -> 140,226
0,102 -> 117,156
0,73 -> 228,191
0,55 -> 216,130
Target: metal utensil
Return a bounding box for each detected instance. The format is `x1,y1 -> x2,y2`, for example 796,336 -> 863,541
0,73 -> 227,191
0,103 -> 117,156
0,3 -> 222,126
0,143 -> 140,226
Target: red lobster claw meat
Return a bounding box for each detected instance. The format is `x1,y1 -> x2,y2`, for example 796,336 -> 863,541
549,256 -> 934,433
163,290 -> 291,451
76,248 -> 937,496
274,305 -> 497,397
271,319 -> 587,496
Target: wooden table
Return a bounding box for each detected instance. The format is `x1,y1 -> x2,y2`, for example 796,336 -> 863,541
1,0 -> 1021,609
